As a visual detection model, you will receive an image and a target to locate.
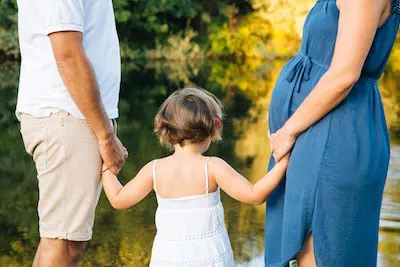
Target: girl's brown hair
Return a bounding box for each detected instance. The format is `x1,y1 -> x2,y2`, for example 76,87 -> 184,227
154,87 -> 223,148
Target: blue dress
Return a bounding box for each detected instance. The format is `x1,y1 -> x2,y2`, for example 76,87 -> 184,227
266,0 -> 400,266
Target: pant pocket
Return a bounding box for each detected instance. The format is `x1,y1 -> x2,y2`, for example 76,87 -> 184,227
20,126 -> 48,173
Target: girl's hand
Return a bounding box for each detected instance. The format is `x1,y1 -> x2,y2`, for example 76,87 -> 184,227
278,153 -> 291,166
269,126 -> 297,162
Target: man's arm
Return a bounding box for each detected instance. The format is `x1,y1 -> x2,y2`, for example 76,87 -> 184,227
48,31 -> 127,174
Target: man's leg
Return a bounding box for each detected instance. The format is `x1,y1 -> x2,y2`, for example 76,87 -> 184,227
34,238 -> 86,267
20,112 -> 102,267
68,241 -> 87,266
33,240 -> 41,267
36,239 -> 68,267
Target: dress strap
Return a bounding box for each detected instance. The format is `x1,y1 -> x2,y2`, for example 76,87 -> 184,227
153,160 -> 158,194
205,157 -> 210,195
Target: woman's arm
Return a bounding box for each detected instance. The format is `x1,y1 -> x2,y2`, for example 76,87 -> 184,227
211,156 -> 289,205
270,0 -> 388,161
102,162 -> 154,210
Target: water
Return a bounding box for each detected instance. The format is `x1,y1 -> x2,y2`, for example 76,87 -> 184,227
0,59 -> 399,266
379,147 -> 400,266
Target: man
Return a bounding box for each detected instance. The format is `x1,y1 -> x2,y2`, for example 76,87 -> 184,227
16,0 -> 127,266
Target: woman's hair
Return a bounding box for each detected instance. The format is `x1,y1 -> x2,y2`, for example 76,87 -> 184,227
154,87 -> 223,148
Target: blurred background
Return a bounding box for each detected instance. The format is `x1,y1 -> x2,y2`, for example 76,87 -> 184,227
0,0 -> 399,266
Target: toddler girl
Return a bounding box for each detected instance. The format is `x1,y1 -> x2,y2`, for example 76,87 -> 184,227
101,87 -> 289,266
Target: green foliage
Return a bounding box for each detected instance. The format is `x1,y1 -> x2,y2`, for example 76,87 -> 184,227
111,0 -> 246,60
0,0 -> 18,60
209,9 -> 272,59
145,29 -> 204,61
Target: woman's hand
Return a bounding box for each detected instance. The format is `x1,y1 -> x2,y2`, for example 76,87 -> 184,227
269,125 -> 297,162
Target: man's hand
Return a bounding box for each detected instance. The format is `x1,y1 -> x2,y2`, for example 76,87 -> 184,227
99,134 -> 128,175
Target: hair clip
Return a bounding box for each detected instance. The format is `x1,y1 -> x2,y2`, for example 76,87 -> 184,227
215,116 -> 222,127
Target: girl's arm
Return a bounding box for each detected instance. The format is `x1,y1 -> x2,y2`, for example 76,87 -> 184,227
102,162 -> 154,210
270,0 -> 388,161
210,156 -> 289,205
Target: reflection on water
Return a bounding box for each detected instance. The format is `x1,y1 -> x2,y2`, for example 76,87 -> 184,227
379,147 -> 400,267
0,59 -> 399,266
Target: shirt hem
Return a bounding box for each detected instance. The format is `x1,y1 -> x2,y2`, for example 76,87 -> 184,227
16,107 -> 119,121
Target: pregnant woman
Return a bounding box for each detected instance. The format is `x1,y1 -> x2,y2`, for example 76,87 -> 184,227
266,0 -> 399,266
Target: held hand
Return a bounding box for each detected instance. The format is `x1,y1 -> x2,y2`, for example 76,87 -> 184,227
98,134 -> 128,175
269,126 -> 296,162
101,163 -> 109,175
279,153 -> 291,166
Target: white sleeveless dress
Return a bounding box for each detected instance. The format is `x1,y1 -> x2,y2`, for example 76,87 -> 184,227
149,158 -> 235,267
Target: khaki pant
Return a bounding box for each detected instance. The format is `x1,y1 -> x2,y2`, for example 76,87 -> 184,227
20,111 -> 103,241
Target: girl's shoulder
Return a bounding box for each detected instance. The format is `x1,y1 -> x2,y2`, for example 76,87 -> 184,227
136,156 -> 173,178
136,160 -> 156,177
207,156 -> 232,175
150,155 -> 171,166
208,156 -> 229,165
207,156 -> 225,165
